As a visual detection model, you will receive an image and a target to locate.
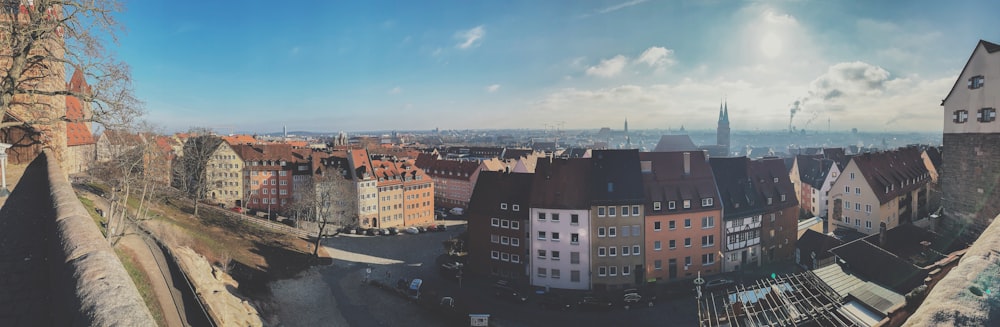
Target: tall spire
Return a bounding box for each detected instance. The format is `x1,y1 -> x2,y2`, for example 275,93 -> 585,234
719,101 -> 724,122
723,100 -> 729,123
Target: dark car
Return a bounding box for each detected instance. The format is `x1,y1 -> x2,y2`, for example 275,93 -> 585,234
577,295 -> 614,312
365,228 -> 378,236
386,227 -> 399,235
435,224 -> 447,231
539,293 -> 573,311
417,226 -> 428,233
439,262 -> 464,280
378,228 -> 391,236
493,280 -> 527,303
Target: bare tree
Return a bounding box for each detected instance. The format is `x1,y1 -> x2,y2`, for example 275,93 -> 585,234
0,0 -> 140,161
308,167 -> 357,258
172,128 -> 221,216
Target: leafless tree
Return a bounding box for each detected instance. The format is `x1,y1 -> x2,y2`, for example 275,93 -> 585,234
0,0 -> 141,161
172,128 -> 221,217
303,167 -> 357,258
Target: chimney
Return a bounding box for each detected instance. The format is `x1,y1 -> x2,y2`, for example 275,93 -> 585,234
683,152 -> 691,175
879,222 -> 887,247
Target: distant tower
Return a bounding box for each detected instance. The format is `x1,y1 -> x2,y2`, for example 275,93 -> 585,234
283,125 -> 288,140
624,117 -> 631,149
717,100 -> 731,155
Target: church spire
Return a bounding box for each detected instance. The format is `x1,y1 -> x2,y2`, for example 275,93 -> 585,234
723,100 -> 729,123
719,101 -> 724,122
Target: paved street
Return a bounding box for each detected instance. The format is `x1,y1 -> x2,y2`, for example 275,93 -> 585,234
273,221 -> 704,327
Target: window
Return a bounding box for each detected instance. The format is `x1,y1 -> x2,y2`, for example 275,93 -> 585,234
683,200 -> 691,209
500,236 -> 509,245
653,202 -> 661,210
702,198 -> 713,207
552,214 -> 560,222
844,201 -> 851,209
632,225 -> 640,236
511,254 -> 520,263
850,172 -> 855,180
551,269 -> 561,279
538,250 -> 547,259
654,260 -> 663,270
537,231 -> 546,240
702,235 -> 715,247
621,226 -> 631,237
571,252 -> 580,264
609,206 -> 617,217
855,219 -> 861,227
511,221 -> 520,230
598,227 -> 606,237
669,221 -> 676,230
571,214 -> 579,224
767,197 -> 773,205
598,266 -> 607,276
622,246 -> 630,256
684,219 -> 692,229
684,238 -> 691,248
512,204 -> 520,211
598,207 -> 606,217
609,227 -> 617,237
685,256 -> 692,266
571,270 -> 581,282
538,268 -> 547,277
609,266 -> 618,276
978,108 -> 997,122
781,194 -> 786,201
552,232 -> 560,241
702,253 -> 715,265
654,241 -> 662,251
632,205 -> 640,216
654,221 -> 662,231
865,220 -> 873,230
607,182 -> 614,192
598,247 -> 606,256
491,234 -> 499,243
969,75 -> 985,89
669,240 -> 676,249
500,203 -> 508,210
865,204 -> 872,213
501,252 -> 509,261
609,247 -> 617,256
501,220 -> 509,228
623,265 -> 631,276
633,245 -> 640,255
855,203 -> 861,211
491,251 -> 499,259
771,214 -> 776,222
668,201 -> 676,210
855,187 -> 861,195
571,233 -> 579,244
702,216 -> 715,229
621,206 -> 629,216
538,213 -> 546,221
511,238 -> 519,247
552,251 -> 560,260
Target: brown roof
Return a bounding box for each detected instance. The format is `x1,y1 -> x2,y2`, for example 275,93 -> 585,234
653,135 -> 698,152
639,151 -> 719,213
65,96 -> 94,146
851,148 -> 930,204
221,135 -> 257,145
750,157 -> 799,211
530,157 -> 592,208
231,143 -> 297,162
413,155 -> 480,181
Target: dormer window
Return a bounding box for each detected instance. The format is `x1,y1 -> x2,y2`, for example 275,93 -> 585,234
683,200 -> 691,209
978,108 -> 997,123
773,177 -> 779,183
500,203 -> 508,210
668,201 -> 676,210
969,75 -> 985,89
701,198 -> 713,207
653,202 -> 661,211
954,110 -> 969,123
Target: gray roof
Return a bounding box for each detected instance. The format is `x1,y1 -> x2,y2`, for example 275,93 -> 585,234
813,264 -> 904,315
653,135 -> 698,152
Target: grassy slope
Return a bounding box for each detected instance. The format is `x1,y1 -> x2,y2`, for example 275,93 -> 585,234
116,247 -> 167,327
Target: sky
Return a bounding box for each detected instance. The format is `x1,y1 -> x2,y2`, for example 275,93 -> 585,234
115,0 -> 1000,134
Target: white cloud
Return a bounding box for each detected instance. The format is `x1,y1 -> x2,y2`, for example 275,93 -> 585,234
636,47 -> 676,68
485,84 -> 501,93
455,25 -> 485,50
586,55 -> 628,78
580,0 -> 648,18
389,86 -> 402,95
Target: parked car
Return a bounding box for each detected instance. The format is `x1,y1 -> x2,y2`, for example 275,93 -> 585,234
623,289 -> 642,304
365,228 -> 378,236
493,280 -> 527,303
378,228 -> 391,236
386,227 -> 399,235
426,225 -> 439,232
539,293 -> 573,311
577,294 -> 614,312
404,226 -> 420,234
439,262 -> 463,280
435,224 -> 447,231
353,227 -> 365,235
449,207 -> 464,216
705,279 -> 734,291
417,226 -> 428,233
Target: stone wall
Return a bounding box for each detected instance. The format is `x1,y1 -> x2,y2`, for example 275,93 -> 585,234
0,150 -> 154,326
941,133 -> 1000,240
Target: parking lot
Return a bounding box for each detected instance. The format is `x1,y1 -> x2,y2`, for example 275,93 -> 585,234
269,220 -> 702,326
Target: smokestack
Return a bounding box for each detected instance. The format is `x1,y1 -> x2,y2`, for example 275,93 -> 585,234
683,152 -> 691,175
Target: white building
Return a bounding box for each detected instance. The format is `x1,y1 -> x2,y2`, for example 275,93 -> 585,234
529,208 -> 591,290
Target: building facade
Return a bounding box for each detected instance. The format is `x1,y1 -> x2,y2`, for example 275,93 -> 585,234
828,148 -> 930,235
940,39 -> 1000,240
711,157 -> 766,273
751,158 -> 800,263
206,142 -> 244,207
467,171 -> 534,281
640,151 -> 722,282
588,150 -> 645,291
529,158 -> 593,290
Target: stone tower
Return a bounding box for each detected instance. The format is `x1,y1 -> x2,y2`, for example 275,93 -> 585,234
717,101 -> 731,155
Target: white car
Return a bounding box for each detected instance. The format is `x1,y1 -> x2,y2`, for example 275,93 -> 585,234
404,226 -> 420,234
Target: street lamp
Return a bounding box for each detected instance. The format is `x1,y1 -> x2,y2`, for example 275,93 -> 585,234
0,143 -> 11,196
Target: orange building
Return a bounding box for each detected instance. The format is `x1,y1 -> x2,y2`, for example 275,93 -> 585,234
640,151 -> 723,281
371,158 -> 434,228
233,143 -> 298,214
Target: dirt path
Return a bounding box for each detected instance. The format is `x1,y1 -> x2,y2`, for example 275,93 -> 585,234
81,192 -> 187,327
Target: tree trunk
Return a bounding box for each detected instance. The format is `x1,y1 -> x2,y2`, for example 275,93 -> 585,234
193,185 -> 202,216
313,220 -> 328,258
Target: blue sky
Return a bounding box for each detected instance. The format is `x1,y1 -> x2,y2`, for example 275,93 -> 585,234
116,0 -> 1000,133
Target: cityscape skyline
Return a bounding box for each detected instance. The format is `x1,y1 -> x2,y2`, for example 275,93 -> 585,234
118,1 -> 1000,133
